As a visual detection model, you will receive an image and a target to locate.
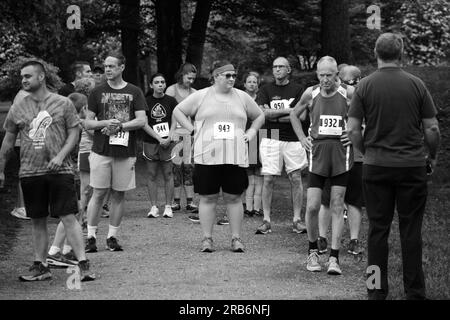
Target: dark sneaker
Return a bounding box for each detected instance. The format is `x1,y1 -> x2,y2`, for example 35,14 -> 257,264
85,237 -> 97,253
244,210 -> 253,217
186,203 -> 199,213
231,237 -> 245,253
217,216 -> 229,225
78,260 -> 96,282
251,210 -> 261,216
63,250 -> 78,263
188,214 -> 200,223
318,236 -> 328,254
101,204 -> 110,218
293,219 -> 307,234
46,252 -> 77,268
201,237 -> 214,252
106,236 -> 123,252
171,203 -> 181,211
348,239 -> 362,255
255,220 -> 271,234
19,262 -> 52,281
254,209 -> 263,216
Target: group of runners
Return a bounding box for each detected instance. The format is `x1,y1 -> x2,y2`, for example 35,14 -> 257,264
0,32 -> 440,300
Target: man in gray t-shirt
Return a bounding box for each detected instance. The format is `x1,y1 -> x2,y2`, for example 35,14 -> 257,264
348,33 -> 440,300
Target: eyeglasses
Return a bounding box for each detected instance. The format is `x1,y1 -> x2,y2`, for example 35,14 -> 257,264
272,65 -> 288,69
341,77 -> 361,86
221,73 -> 237,79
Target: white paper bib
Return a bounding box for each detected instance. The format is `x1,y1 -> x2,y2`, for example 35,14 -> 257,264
213,122 -> 235,140
318,115 -> 343,136
109,130 -> 129,146
153,122 -> 169,138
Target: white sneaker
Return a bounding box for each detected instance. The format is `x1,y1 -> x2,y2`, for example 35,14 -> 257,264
163,205 -> 173,218
147,206 -> 159,218
306,250 -> 322,272
10,207 -> 30,220
327,256 -> 342,275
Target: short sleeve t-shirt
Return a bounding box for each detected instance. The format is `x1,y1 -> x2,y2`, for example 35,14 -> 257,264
144,94 -> 177,144
348,67 -> 437,167
256,82 -> 304,141
3,93 -> 80,178
88,82 -> 148,158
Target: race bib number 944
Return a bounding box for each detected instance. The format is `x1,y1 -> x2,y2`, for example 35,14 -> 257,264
319,115 -> 343,136
213,122 -> 235,140
109,130 -> 129,146
153,122 -> 169,138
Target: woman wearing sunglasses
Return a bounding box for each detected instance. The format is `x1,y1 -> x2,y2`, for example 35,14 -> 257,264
173,60 -> 265,253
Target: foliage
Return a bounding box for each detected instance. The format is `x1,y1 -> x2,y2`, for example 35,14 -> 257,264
0,56 -> 64,101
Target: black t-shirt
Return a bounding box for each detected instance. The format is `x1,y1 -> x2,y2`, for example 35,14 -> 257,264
144,94 -> 177,144
88,82 -> 148,157
58,83 -> 75,97
348,67 -> 437,167
256,81 -> 305,141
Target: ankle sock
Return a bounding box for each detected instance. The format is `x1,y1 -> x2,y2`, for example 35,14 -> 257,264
87,225 -> 97,239
107,225 -> 119,239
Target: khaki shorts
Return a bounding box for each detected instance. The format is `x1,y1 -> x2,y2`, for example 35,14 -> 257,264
89,152 -> 136,191
260,138 -> 308,175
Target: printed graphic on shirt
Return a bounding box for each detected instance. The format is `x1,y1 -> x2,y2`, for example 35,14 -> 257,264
101,93 -> 133,122
28,110 -> 53,149
269,97 -> 295,110
150,103 -> 167,121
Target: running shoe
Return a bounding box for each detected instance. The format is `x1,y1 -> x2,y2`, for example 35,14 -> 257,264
10,207 -> 30,220
46,252 -> 77,268
64,250 -> 78,262
171,203 -> 181,211
78,259 -> 96,282
101,204 -> 110,218
147,206 -> 159,218
318,236 -> 328,254
186,203 -> 199,213
348,239 -> 362,255
293,219 -> 307,234
217,216 -> 229,225
19,262 -> 52,281
306,250 -> 322,272
162,205 -> 173,218
188,214 -> 200,223
201,237 -> 214,253
251,209 -> 262,216
231,237 -> 245,253
327,256 -> 342,275
85,237 -> 97,253
255,220 -> 271,234
244,210 -> 253,217
106,236 -> 123,251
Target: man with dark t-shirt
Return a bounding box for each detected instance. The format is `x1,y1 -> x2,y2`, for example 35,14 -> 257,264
348,33 -> 440,300
84,52 -> 147,252
255,57 -> 308,236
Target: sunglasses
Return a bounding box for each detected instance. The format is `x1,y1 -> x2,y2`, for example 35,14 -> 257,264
221,73 -> 237,79
341,77 -> 361,86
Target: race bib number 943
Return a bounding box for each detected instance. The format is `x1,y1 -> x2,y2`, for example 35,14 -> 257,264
319,115 -> 343,136
109,130 -> 129,146
213,122 -> 235,140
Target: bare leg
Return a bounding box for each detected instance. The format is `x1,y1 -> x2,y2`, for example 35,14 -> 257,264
245,174 -> 255,211
199,194 -> 219,238
288,169 -> 303,222
31,217 -> 48,263
330,185 -> 346,250
262,175 -> 275,222
60,214 -> 87,262
347,204 -> 362,240
319,205 -> 332,238
253,174 -> 263,212
146,161 -> 159,207
224,192 -> 244,239
109,190 -> 125,227
305,188 -> 322,243
161,161 -> 174,205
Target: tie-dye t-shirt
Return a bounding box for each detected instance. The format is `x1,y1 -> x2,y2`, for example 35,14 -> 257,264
88,82 -> 148,157
3,93 -> 80,178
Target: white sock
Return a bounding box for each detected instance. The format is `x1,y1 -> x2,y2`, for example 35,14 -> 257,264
107,225 -> 119,239
48,245 -> 60,255
62,245 -> 72,255
87,225 -> 97,239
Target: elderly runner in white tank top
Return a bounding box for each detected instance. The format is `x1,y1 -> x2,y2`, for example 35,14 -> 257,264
173,61 -> 265,253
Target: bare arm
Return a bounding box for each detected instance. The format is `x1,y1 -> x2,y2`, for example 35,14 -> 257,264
422,117 -> 440,170
347,116 -> 364,155
0,131 -> 18,187
263,107 -> 292,121
173,107 -> 194,133
122,110 -> 147,131
84,110 -> 120,131
245,112 -> 265,142
143,123 -> 164,144
47,125 -> 80,171
290,87 -> 312,151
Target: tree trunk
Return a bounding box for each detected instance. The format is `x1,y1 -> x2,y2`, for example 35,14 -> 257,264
186,0 -> 213,75
320,0 -> 351,64
155,0 -> 183,81
120,0 -> 140,87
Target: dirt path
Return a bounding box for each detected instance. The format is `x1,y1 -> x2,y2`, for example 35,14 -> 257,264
0,161 -> 368,300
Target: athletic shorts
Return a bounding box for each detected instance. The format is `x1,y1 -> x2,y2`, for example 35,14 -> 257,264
309,139 -> 353,177
20,174 -> 79,219
89,152 -> 136,191
193,164 -> 248,195
309,171 -> 349,189
260,138 -> 308,175
142,142 -> 176,162
78,152 -> 90,172
320,163 -> 364,207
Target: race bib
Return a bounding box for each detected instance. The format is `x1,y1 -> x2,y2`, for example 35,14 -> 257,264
213,122 -> 235,140
269,98 -> 294,110
109,130 -> 129,146
318,115 -> 343,136
153,122 -> 169,138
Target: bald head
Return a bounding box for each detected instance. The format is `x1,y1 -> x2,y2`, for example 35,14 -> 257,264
272,56 -> 291,83
316,56 -> 338,73
339,65 -> 361,80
